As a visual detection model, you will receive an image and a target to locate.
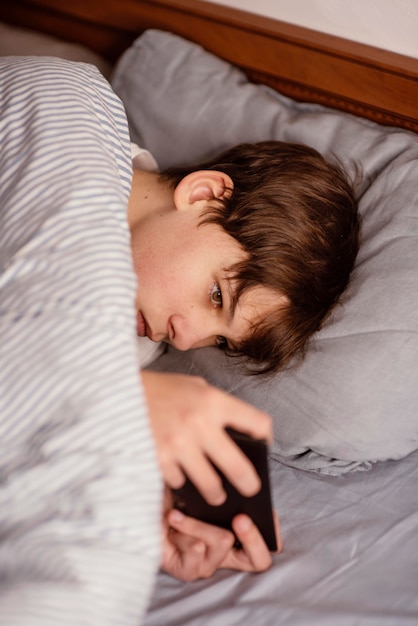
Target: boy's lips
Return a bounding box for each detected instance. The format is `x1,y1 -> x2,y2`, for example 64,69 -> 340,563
137,311 -> 148,337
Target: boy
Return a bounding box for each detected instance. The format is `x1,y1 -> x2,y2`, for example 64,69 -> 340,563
129,140 -> 360,581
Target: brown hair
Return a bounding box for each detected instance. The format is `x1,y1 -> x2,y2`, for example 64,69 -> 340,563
161,141 -> 360,375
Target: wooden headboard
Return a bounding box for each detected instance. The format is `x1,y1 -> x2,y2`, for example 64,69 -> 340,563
1,0 -> 417,133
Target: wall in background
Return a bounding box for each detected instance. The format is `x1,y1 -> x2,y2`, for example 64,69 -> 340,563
208,0 -> 418,59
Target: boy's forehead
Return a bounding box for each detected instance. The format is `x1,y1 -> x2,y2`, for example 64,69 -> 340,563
232,281 -> 287,323
224,284 -> 287,349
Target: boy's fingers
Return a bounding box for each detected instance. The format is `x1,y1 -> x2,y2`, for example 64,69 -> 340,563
164,436 -> 261,505
168,529 -> 206,556
222,397 -> 272,445
163,534 -> 207,582
166,510 -> 236,580
165,510 -> 280,578
227,514 -> 273,571
160,462 -> 185,491
168,509 -> 235,553
178,452 -> 226,506
202,431 -> 261,498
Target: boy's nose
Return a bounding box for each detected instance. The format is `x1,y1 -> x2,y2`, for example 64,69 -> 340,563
168,313 -> 216,351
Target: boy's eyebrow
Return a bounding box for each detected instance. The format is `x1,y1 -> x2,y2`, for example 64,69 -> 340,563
226,278 -> 238,323
225,278 -> 244,353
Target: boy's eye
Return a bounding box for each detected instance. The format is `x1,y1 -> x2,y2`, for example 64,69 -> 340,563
210,282 -> 223,308
216,336 -> 227,349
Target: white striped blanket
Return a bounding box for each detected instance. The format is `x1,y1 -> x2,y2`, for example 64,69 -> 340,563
0,56 -> 162,625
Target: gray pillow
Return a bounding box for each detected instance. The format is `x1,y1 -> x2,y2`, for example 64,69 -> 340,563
112,30 -> 418,473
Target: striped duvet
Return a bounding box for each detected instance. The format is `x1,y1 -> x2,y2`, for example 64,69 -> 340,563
0,56 -> 161,625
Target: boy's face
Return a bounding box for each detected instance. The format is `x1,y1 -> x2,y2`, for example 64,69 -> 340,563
131,203 -> 283,352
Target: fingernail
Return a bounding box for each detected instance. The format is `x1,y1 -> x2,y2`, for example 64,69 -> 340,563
213,494 -> 226,506
237,515 -> 252,532
243,478 -> 261,497
169,509 -> 184,524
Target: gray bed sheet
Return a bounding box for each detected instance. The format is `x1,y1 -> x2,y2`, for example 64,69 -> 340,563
145,450 -> 418,625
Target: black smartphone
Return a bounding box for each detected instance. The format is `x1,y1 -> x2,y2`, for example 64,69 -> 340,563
171,428 -> 277,551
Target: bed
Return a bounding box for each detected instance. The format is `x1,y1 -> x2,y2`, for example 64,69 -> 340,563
1,1 -> 417,624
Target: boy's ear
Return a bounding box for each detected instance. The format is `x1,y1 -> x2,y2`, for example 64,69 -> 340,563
173,170 -> 233,211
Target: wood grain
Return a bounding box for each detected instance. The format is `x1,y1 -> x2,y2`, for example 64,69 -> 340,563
1,0 -> 417,132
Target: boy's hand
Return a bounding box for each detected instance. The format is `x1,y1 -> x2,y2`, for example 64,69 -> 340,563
161,500 -> 282,582
141,370 -> 272,505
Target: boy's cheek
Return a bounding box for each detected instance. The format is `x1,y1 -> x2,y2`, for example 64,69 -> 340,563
163,486 -> 174,514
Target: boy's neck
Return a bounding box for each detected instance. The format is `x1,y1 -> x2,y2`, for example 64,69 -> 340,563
127,168 -> 174,231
